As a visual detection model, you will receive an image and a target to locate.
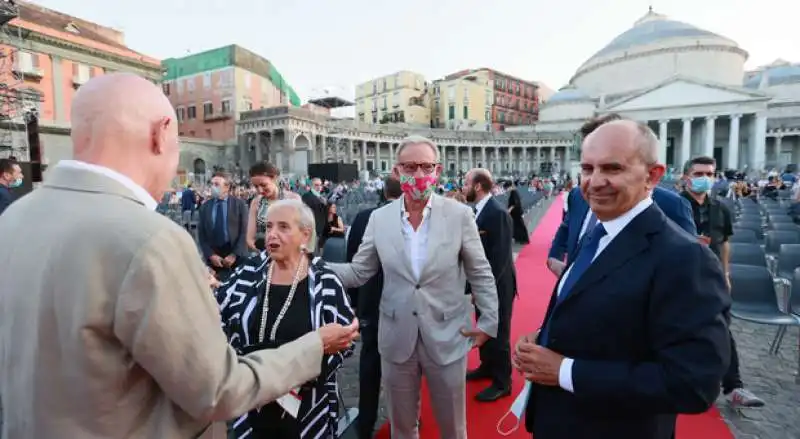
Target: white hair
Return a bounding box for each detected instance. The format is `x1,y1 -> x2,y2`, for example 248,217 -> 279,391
266,199 -> 317,253
633,122 -> 660,165
396,135 -> 440,162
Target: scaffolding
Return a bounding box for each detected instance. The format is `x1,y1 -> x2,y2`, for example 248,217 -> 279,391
0,0 -> 38,161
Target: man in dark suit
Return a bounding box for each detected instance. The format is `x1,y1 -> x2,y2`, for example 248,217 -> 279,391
547,114 -> 697,277
302,177 -> 328,241
515,120 -> 731,439
463,168 -> 516,402
198,172 -> 249,281
346,176 -> 402,439
0,157 -> 23,216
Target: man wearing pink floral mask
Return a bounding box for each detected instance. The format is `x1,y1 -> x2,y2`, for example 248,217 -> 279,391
328,135 -> 498,439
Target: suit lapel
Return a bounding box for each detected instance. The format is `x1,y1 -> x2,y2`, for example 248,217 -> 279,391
226,196 -> 236,237
568,199 -> 590,257
559,204 -> 664,306
420,195 -> 447,282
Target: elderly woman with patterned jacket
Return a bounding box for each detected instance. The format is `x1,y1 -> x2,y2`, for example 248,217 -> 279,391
215,199 -> 358,438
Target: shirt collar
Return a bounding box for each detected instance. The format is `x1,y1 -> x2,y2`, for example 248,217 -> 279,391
400,194 -> 433,219
599,197 -> 653,241
56,160 -> 158,211
475,194 -> 492,216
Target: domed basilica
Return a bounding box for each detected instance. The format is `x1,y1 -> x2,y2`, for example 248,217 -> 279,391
516,8 -> 800,172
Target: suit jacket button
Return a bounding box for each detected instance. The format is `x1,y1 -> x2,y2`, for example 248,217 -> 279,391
415,284 -> 421,289
413,311 -> 418,316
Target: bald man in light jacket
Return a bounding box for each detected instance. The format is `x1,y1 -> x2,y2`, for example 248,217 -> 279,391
0,74 -> 356,439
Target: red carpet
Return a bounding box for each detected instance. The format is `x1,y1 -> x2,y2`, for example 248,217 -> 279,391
376,194 -> 733,439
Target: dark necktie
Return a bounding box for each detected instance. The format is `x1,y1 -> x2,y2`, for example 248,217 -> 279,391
540,223 -> 607,346
582,212 -> 598,238
213,200 -> 227,247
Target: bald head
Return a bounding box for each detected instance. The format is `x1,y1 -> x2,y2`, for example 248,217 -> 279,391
71,73 -> 180,199
584,119 -> 659,165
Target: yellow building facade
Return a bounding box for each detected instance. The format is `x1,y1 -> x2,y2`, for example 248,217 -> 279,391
355,71 -> 430,125
430,70 -> 494,130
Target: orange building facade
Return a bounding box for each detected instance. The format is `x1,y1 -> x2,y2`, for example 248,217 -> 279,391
0,2 -> 161,124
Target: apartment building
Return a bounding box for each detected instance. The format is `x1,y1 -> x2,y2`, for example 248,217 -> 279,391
354,71 -> 430,126
430,71 -> 494,130
0,1 -> 161,169
439,68 -> 540,129
162,45 -> 301,141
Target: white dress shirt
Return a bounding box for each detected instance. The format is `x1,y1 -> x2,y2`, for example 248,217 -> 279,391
556,197 -> 654,392
400,195 -> 433,280
56,160 -> 158,211
474,194 -> 492,218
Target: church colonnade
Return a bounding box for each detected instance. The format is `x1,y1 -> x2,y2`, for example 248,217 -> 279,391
237,128 -> 571,177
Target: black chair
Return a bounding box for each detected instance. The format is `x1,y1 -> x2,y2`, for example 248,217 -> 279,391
736,222 -> 764,239
728,264 -> 799,356
775,244 -> 800,280
729,229 -> 758,243
765,230 -> 800,256
729,243 -> 767,268
767,214 -> 794,224
321,237 -> 347,263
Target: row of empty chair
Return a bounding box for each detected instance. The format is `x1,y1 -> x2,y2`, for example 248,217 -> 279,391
725,196 -> 800,383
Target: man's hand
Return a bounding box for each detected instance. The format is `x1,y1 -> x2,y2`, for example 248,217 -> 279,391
207,269 -> 221,289
698,235 -> 712,245
512,330 -> 539,371
515,342 -> 564,387
209,255 -> 224,268
725,272 -> 731,291
546,258 -> 566,277
223,254 -> 237,267
318,319 -> 359,354
460,327 -> 491,348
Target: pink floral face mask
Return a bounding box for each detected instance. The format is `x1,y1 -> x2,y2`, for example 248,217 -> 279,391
399,175 -> 438,201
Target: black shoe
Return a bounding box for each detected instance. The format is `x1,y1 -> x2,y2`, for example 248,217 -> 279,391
475,384 -> 512,402
466,368 -> 491,381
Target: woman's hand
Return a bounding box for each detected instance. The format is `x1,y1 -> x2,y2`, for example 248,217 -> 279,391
317,319 -> 359,354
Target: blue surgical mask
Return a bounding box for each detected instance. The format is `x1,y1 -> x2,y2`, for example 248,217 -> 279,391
210,186 -> 222,198
9,178 -> 22,188
689,176 -> 713,193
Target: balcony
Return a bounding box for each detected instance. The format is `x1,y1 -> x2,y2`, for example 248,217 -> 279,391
13,65 -> 44,82
204,110 -> 233,122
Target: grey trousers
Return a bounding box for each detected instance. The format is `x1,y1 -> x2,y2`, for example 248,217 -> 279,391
382,338 -> 468,439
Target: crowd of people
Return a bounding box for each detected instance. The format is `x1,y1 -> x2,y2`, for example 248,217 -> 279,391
0,72 -> 791,439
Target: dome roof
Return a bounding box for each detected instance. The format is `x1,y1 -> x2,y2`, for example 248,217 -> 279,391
588,9 -> 735,61
545,86 -> 592,103
744,62 -> 800,88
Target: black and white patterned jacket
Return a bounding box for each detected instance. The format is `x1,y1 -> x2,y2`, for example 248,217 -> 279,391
214,252 -> 355,438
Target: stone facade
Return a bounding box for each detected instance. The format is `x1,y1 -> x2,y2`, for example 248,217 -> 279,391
235,106 -> 578,178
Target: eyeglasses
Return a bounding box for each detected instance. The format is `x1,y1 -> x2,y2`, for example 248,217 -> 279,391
397,162 -> 437,174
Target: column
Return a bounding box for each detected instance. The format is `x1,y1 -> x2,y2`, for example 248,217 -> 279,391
658,120 -> 669,164
467,147 -> 473,169
726,114 -> 741,170
680,118 -> 692,168
522,148 -> 528,174
454,146 -> 460,173
390,143 -> 396,167
548,147 -> 555,169
750,113 -> 767,171
360,140 -> 367,171
254,133 -> 263,162
481,147 -> 487,168
50,55 -> 66,123
775,135 -> 783,164
704,116 -> 716,158
508,146 -> 513,172
347,139 -> 354,163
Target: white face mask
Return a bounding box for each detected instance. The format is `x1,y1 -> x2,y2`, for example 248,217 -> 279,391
496,381 -> 532,436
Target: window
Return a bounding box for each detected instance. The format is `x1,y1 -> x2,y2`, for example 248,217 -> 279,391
202,73 -> 211,89
394,73 -> 400,89
186,76 -> 196,92
382,96 -> 387,109
176,79 -> 184,94
162,82 -> 170,95
372,100 -> 377,111
484,109 -> 490,121
17,52 -> 39,71
372,81 -> 377,94
176,107 -> 185,122
448,105 -> 455,120
205,129 -> 212,138
187,106 -> 197,119
203,102 -> 213,116
392,92 -> 399,107
382,79 -> 387,91
485,90 -> 492,105
463,106 -> 468,119
447,85 -> 455,101
219,69 -> 233,88
221,99 -> 231,114
244,100 -> 253,111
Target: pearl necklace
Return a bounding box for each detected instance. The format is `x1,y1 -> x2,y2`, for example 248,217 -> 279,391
257,257 -> 306,343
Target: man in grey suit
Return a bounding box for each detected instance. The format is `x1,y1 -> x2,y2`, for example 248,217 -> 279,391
328,135 -> 499,439
0,73 -> 358,438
